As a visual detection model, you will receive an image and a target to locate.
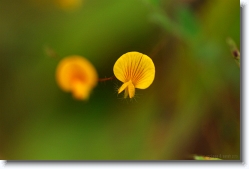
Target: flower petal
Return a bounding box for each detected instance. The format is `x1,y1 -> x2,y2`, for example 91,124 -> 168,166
56,55 -> 98,100
113,52 -> 155,89
71,80 -> 90,100
128,81 -> 135,98
118,81 -> 129,94
124,88 -> 128,98
132,54 -> 155,89
118,80 -> 135,98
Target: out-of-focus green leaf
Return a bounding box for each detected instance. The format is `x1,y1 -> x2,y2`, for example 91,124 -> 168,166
150,12 -> 175,33
176,5 -> 200,40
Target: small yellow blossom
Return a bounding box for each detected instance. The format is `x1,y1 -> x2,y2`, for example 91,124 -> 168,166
113,52 -> 155,98
54,0 -> 83,10
56,55 -> 98,100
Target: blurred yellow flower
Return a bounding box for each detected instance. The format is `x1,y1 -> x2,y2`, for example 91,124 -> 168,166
113,52 -> 155,98
56,55 -> 98,100
54,0 -> 83,10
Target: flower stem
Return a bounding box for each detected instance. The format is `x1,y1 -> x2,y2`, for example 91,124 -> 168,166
98,76 -> 115,82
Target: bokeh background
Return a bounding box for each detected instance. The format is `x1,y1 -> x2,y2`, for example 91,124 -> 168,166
0,0 -> 240,160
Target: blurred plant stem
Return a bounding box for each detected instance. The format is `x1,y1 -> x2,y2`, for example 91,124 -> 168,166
98,76 -> 115,82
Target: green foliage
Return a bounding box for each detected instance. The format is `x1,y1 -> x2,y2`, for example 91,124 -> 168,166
0,0 -> 240,160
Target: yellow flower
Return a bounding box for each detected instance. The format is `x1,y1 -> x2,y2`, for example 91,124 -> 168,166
54,0 -> 83,10
113,52 -> 155,98
56,55 -> 98,100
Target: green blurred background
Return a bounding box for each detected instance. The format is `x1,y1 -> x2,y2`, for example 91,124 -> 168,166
0,0 -> 240,160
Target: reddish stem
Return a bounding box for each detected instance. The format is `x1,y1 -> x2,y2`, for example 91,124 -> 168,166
98,76 -> 115,82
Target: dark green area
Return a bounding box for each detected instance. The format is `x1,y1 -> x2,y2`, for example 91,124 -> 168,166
0,0 -> 240,160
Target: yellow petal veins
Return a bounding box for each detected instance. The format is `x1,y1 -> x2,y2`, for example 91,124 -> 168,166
113,51 -> 155,98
